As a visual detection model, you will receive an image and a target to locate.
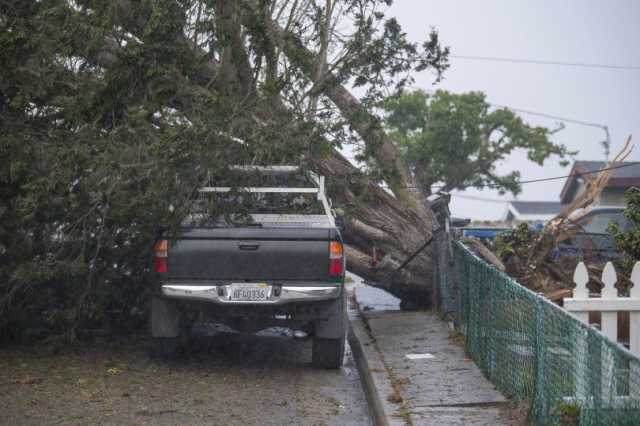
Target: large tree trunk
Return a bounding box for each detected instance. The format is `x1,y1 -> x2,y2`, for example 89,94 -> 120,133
314,152 -> 435,305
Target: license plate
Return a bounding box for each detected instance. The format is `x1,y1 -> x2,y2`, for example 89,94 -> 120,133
228,283 -> 271,302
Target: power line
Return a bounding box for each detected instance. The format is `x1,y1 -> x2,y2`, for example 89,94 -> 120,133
489,104 -> 608,130
488,161 -> 636,185
417,87 -> 612,159
450,193 -> 508,203
381,162 -> 638,191
419,88 -> 608,130
487,103 -> 612,159
420,161 -> 639,190
450,54 -> 640,71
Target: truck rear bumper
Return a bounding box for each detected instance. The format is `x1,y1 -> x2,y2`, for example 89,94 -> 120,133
161,283 -> 341,305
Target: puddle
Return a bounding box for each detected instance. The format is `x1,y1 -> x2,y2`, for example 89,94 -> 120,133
192,322 -> 237,336
192,323 -> 309,339
406,353 -> 435,360
347,273 -> 401,312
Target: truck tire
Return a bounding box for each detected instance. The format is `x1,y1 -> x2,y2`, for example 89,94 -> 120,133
312,290 -> 347,368
312,336 -> 345,369
149,295 -> 186,360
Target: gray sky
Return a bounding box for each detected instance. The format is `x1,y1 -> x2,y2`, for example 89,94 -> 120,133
386,0 -> 640,220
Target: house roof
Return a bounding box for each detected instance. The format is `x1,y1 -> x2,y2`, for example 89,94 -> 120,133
559,161 -> 640,204
503,201 -> 562,222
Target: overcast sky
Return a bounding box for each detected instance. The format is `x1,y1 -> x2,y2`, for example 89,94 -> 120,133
385,0 -> 640,220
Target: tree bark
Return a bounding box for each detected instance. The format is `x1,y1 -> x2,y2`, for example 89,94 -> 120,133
313,152 -> 435,304
213,1 -> 255,98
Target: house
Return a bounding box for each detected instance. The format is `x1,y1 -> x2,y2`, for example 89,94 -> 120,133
503,201 -> 562,226
560,161 -> 640,207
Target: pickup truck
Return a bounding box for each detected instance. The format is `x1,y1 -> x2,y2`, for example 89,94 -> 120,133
150,167 -> 347,368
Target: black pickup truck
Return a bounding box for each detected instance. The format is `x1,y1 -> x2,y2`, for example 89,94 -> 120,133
150,167 -> 347,368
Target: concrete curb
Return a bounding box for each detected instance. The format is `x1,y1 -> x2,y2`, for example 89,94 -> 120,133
349,316 -> 401,426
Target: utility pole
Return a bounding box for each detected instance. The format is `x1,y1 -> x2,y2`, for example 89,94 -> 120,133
602,125 -> 611,162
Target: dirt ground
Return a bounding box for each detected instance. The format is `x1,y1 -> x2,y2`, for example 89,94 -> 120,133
0,332 -> 370,426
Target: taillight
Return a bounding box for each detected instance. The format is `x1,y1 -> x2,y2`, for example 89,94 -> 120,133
329,241 -> 344,276
154,239 -> 168,273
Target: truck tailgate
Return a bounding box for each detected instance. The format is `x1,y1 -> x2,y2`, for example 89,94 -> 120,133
167,227 -> 334,282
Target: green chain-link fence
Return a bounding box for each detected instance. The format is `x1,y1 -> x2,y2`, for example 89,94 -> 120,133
449,241 -> 640,425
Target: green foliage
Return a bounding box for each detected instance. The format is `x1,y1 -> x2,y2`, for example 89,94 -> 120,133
383,90 -> 574,195
0,1 -> 196,336
552,400 -> 580,426
0,0 -> 311,338
341,17 -> 449,102
494,223 -> 536,261
610,187 -> 640,272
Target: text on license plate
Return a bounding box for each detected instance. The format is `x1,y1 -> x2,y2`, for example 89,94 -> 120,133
229,284 -> 271,301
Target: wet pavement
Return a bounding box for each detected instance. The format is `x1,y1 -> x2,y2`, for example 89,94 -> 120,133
351,279 -> 401,312
352,281 -> 518,425
0,321 -> 371,426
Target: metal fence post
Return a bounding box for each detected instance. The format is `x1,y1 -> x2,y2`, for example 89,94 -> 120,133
433,228 -> 442,313
533,296 -> 548,421
574,325 -> 590,405
485,268 -> 495,381
588,327 -> 602,417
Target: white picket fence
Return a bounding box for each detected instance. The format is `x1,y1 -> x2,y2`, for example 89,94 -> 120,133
563,261 -> 640,405
564,261 -> 640,355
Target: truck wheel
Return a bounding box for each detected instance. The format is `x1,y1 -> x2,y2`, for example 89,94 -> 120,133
149,295 -> 186,360
312,336 -> 345,369
312,290 -> 347,369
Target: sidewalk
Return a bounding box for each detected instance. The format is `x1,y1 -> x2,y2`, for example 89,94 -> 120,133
349,284 -> 517,426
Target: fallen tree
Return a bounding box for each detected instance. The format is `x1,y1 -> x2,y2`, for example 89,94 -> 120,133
1,0 -> 448,336
0,1 -> 572,336
492,137 -> 635,298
